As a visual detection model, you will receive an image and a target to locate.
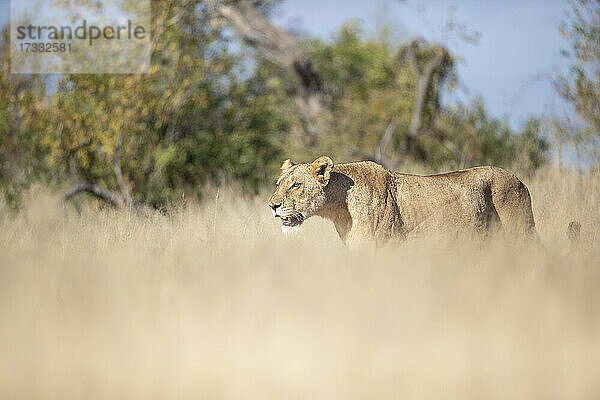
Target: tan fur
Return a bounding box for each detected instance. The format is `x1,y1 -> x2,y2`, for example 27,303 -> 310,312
268,156 -> 537,245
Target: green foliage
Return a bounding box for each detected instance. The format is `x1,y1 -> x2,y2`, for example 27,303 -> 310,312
40,0 -> 289,207
437,102 -> 548,171
304,22 -> 414,159
557,0 -> 600,162
0,28 -> 49,209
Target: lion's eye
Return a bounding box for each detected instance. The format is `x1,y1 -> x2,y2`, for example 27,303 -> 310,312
291,182 -> 301,189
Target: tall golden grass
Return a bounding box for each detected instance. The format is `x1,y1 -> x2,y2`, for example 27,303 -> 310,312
1,166 -> 599,399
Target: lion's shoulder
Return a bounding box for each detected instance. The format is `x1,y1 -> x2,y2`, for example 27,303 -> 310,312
332,161 -> 392,191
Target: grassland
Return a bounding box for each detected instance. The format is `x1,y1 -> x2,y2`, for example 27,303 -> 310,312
1,166 -> 599,399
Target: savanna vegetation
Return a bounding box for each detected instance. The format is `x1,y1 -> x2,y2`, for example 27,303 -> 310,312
6,0 -> 597,211
1,167 -> 599,399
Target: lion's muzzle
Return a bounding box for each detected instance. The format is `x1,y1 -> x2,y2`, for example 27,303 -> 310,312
268,202 -> 304,227
269,202 -> 281,217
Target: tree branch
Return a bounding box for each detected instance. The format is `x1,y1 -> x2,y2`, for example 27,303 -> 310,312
64,183 -> 122,208
407,39 -> 447,138
375,117 -> 400,166
150,2 -> 188,58
392,38 -> 449,161
216,1 -> 306,69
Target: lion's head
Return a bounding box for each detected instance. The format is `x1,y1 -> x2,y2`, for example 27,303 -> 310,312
268,156 -> 334,228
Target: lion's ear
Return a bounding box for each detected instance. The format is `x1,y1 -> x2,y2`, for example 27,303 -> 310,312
281,159 -> 294,171
311,156 -> 334,185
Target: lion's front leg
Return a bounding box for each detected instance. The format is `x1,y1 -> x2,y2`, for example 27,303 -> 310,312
344,232 -> 376,250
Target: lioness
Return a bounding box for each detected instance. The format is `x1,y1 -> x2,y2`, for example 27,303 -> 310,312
268,156 -> 536,245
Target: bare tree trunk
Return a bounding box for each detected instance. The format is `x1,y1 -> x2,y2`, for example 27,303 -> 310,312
215,0 -> 330,143
407,39 -> 447,139
375,117 -> 400,166
64,135 -> 135,210
64,183 -> 122,208
151,1 -> 188,58
401,39 -> 447,160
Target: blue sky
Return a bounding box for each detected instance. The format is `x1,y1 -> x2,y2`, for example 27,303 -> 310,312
1,0 -> 572,128
0,0 -> 7,23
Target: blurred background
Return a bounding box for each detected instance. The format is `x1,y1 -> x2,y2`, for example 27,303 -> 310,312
0,0 -> 598,210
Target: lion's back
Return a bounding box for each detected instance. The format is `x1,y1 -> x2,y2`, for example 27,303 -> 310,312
391,165 -> 536,238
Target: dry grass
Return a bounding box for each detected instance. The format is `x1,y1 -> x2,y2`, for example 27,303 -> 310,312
1,166 -> 599,399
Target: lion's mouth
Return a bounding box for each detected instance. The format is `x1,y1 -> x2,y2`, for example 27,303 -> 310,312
271,204 -> 305,227
279,210 -> 305,227
282,216 -> 303,227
